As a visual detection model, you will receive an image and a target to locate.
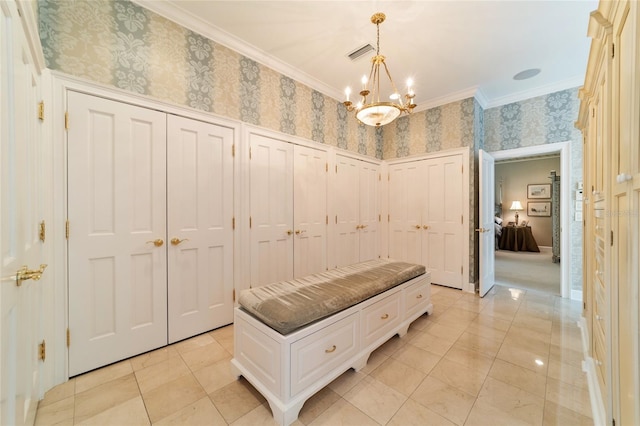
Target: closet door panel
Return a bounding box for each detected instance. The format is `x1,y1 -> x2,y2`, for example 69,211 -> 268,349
294,145 -> 327,277
167,115 -> 234,343
334,156 -> 359,268
358,163 -> 379,262
250,135 -> 294,287
425,156 -> 463,288
68,92 -> 167,376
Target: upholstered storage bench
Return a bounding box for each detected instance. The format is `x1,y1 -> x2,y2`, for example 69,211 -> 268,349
231,259 -> 433,426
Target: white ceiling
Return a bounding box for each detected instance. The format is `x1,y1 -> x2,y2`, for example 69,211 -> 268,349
136,0 -> 597,110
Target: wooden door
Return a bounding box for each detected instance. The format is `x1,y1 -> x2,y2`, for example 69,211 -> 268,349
388,162 -> 423,265
167,115 -> 234,343
250,134 -> 294,287
358,162 -> 379,262
424,155 -> 464,288
334,155 -> 359,268
67,92 -> 168,376
1,2 -> 45,422
613,3 -> 639,422
293,145 -> 327,277
478,150 -> 496,297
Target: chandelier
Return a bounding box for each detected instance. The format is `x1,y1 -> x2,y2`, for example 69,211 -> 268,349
343,12 -> 416,127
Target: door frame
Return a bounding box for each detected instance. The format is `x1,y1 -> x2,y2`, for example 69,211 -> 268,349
489,141 -> 572,299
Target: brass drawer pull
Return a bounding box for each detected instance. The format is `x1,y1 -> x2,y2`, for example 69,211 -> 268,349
381,313 -> 389,320
416,294 -> 423,299
325,345 -> 337,353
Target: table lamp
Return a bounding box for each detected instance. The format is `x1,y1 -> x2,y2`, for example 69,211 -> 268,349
510,200 -> 523,225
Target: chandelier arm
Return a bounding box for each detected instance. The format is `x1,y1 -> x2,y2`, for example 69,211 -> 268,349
381,61 -> 405,108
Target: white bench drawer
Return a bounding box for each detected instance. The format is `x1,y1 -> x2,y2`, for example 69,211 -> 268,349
405,278 -> 430,318
290,313 -> 359,397
362,292 -> 402,347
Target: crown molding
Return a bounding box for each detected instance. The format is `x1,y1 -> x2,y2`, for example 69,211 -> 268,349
132,0 -> 343,101
482,75 -> 585,109
412,86 -> 480,113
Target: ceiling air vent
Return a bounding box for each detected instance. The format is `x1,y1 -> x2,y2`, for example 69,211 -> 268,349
347,44 -> 375,61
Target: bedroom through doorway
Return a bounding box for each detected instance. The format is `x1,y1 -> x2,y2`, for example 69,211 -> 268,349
493,154 -> 562,296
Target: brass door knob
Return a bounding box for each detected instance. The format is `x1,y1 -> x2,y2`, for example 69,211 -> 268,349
146,239 -> 164,247
286,230 -> 293,235
423,225 -> 429,230
15,264 -> 47,286
295,230 -> 306,235
170,237 -> 189,246
414,225 -> 421,229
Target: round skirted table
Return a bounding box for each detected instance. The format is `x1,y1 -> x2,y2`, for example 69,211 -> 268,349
499,226 -> 540,252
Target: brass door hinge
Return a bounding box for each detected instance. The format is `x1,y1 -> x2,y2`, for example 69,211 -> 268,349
38,101 -> 44,121
611,43 -> 615,59
66,328 -> 70,347
65,220 -> 70,239
39,220 -> 46,242
232,217 -> 235,230
326,163 -> 328,172
249,216 -> 252,229
39,340 -> 46,361
461,266 -> 463,275
461,215 -> 464,224
379,214 -> 381,222
64,112 -> 69,130
233,289 -> 236,302
611,230 -> 614,246
249,147 -> 252,159
388,214 -> 390,222
326,215 -> 328,225
232,144 -> 235,157
335,165 -> 338,173
379,173 -> 381,181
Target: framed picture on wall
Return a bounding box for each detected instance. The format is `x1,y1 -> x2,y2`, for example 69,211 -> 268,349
527,183 -> 551,199
528,201 -> 551,217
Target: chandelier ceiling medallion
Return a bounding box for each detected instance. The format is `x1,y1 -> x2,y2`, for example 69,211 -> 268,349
344,12 -> 416,127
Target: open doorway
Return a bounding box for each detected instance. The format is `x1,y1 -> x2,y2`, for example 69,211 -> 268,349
494,155 -> 561,295
488,142 -> 571,298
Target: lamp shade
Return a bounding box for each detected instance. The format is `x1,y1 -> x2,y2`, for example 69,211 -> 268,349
510,201 -> 524,211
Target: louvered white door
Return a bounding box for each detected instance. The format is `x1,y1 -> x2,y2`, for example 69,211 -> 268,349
424,155 -> 464,288
1,2 -> 45,422
250,135 -> 294,288
68,92 -> 167,376
167,115 -> 234,343
358,162 -> 379,262
334,156 -> 359,267
293,145 -> 327,277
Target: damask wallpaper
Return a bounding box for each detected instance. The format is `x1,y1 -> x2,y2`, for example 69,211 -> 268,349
38,0 -> 582,292
38,0 -> 381,158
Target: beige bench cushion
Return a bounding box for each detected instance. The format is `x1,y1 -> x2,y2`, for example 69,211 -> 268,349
238,259 -> 426,335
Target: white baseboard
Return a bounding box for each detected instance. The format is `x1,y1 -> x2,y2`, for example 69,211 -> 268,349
571,289 -> 583,301
578,317 -> 606,425
464,282 -> 476,294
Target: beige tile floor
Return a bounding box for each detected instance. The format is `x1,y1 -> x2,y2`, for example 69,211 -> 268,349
35,284 -> 593,425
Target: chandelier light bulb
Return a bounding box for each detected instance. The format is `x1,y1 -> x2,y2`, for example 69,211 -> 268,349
361,75 -> 368,89
345,87 -> 351,102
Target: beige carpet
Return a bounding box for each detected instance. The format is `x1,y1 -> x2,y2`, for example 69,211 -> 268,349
494,246 -> 561,295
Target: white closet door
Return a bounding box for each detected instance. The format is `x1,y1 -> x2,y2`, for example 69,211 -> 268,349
334,155 -> 359,268
388,164 -> 407,261
1,4 -> 44,422
167,115 -> 234,343
424,155 -> 463,288
389,162 -> 423,264
293,145 -> 327,277
358,162 -> 379,262
250,135 -> 294,287
67,92 -> 167,376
